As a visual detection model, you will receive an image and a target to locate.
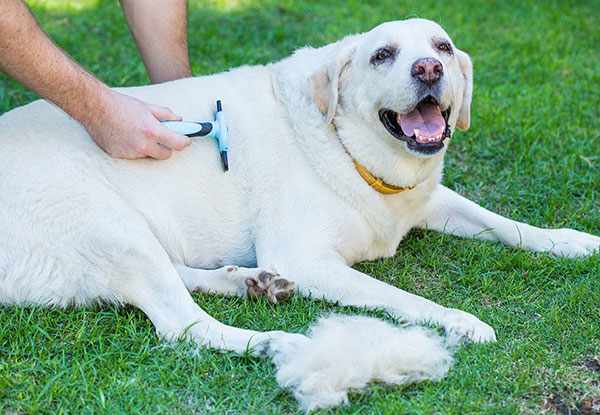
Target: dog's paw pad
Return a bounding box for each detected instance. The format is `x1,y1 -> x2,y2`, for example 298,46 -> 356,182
227,266 -> 239,272
245,271 -> 295,303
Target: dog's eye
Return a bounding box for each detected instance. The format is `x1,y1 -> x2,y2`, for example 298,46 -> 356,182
374,48 -> 393,61
370,48 -> 396,66
437,42 -> 452,53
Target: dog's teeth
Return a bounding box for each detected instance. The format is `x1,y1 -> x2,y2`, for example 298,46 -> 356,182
414,129 -> 445,143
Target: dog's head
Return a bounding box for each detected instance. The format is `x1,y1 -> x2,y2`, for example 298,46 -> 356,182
308,19 -> 472,186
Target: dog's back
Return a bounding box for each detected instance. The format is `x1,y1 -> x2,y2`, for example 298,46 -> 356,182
0,64 -> 299,305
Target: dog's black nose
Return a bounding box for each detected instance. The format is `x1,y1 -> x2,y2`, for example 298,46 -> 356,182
411,58 -> 443,87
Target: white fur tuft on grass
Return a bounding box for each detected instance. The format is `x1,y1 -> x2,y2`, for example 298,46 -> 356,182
270,315 -> 454,412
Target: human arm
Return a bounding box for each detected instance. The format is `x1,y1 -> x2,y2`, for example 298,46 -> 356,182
120,0 -> 192,84
0,0 -> 190,159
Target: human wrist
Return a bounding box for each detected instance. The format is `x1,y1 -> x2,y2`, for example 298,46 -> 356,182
61,75 -> 113,132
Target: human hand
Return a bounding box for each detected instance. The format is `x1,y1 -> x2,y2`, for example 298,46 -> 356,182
82,90 -> 192,160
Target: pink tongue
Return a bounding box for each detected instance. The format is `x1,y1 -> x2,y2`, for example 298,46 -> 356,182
398,102 -> 445,138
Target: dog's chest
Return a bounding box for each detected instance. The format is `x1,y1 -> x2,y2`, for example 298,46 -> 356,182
302,192 -> 412,265
334,213 -> 410,264
332,188 -> 432,264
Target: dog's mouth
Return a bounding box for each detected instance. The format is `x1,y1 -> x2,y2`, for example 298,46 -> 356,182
379,96 -> 451,155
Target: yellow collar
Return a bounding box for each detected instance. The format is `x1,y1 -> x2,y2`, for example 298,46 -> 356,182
352,159 -> 415,194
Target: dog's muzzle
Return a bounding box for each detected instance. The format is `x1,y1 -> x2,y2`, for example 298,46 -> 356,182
379,96 -> 451,155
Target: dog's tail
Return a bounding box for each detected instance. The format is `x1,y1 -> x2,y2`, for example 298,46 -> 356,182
268,314 -> 455,412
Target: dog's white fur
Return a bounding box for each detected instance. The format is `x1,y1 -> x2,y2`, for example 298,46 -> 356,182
1,19 -> 598,410
273,315 -> 454,411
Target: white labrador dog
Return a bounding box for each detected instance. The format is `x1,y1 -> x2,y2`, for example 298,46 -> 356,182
1,19 -> 598,410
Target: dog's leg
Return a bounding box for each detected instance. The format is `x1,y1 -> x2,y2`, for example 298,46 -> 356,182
261,254 -> 496,343
92,224 -> 303,354
125,262 -> 302,353
420,185 -> 600,258
174,265 -> 295,302
125,262 -> 303,353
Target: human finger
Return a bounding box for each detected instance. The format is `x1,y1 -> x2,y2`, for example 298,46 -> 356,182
147,103 -> 183,122
155,123 -> 191,151
143,141 -> 173,160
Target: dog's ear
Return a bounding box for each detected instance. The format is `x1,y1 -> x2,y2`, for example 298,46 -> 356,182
308,43 -> 356,124
455,49 -> 473,131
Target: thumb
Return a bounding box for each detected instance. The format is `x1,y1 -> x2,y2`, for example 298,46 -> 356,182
147,104 -> 183,122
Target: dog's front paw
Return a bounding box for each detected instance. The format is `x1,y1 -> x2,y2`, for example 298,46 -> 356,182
245,271 -> 295,303
543,228 -> 600,258
440,308 -> 496,343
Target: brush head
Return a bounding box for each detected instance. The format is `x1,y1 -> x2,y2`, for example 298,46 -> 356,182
220,151 -> 229,171
214,100 -> 229,172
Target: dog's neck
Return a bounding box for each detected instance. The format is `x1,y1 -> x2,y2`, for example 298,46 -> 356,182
352,159 -> 416,194
329,119 -> 418,194
333,113 -> 447,190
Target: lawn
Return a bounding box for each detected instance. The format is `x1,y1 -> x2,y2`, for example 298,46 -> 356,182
1,0 -> 599,414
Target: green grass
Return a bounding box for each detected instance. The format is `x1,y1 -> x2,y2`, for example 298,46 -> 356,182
1,0 -> 600,413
